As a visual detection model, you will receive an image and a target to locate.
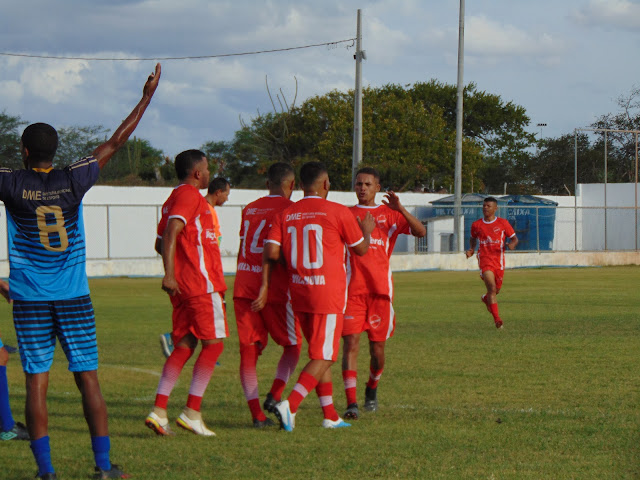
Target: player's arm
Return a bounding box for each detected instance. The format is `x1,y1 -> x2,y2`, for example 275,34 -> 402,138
465,236 -> 477,258
154,237 -> 162,255
507,234 -> 519,250
382,191 -> 426,238
251,241 -> 281,312
161,218 -> 184,296
351,211 -> 376,256
92,63 -> 161,169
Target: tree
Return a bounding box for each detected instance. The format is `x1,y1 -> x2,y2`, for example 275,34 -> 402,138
98,137 -> 164,184
55,125 -> 108,167
0,110 -> 26,169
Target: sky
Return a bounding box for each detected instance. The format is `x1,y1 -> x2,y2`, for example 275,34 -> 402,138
0,0 -> 639,159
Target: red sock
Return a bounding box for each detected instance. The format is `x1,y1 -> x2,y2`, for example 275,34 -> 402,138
366,367 -> 383,390
239,344 -> 266,421
342,369 -> 357,405
287,371 -> 318,413
489,303 -> 501,324
155,345 -> 194,409
316,382 -> 339,421
270,344 -> 301,401
186,342 -> 224,411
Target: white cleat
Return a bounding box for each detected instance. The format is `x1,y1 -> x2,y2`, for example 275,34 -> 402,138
145,411 -> 175,436
176,412 -> 216,436
322,417 -> 352,429
274,400 -> 296,432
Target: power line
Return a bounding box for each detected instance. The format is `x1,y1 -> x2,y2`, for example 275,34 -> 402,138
0,38 -> 357,62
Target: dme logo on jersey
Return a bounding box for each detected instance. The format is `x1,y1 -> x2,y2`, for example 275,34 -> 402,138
246,208 -> 258,215
286,213 -> 302,221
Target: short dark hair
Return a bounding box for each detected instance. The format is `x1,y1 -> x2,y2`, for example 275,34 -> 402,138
175,149 -> 206,180
208,176 -> 230,194
484,196 -> 498,204
22,123 -> 58,163
267,162 -> 294,185
299,161 -> 327,188
356,166 -> 380,183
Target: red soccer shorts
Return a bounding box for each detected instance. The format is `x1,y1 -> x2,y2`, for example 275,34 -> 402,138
343,294 -> 395,342
233,298 -> 301,349
479,265 -> 505,292
296,311 -> 343,362
172,292 -> 228,342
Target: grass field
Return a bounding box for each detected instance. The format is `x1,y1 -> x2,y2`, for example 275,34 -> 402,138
1,267 -> 639,479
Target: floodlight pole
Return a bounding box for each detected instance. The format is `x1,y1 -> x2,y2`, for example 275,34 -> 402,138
453,0 -> 465,252
352,9 -> 363,189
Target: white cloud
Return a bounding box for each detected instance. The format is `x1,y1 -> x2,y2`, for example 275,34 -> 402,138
571,0 -> 640,30
19,61 -> 90,104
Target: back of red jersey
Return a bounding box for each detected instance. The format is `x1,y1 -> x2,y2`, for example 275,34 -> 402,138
470,217 -> 516,270
157,184 -> 226,299
347,204 -> 410,298
267,197 -> 364,314
234,195 -> 293,302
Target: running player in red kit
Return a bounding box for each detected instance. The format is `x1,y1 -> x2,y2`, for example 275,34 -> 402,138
465,197 -> 518,329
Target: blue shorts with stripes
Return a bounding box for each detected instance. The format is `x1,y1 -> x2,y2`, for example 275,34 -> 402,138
12,295 -> 99,374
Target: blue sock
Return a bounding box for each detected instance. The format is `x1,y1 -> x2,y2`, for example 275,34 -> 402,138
30,436 -> 54,476
91,435 -> 111,471
0,365 -> 15,432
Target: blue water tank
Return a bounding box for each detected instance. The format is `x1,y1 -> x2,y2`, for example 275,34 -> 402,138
430,194 -> 508,250
500,195 -> 558,251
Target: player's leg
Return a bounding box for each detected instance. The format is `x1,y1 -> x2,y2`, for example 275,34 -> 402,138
363,295 -> 395,412
13,299 -> 57,477
316,367 -> 350,428
274,312 -> 341,431
482,270 -> 503,328
341,295 -> 367,419
146,301 -> 196,436
56,295 -> 129,477
263,301 -> 301,416
177,293 -> 226,436
235,298 -> 271,426
0,343 -> 28,441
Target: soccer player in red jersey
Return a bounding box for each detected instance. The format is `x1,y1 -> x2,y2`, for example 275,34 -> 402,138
254,161 -> 375,431
341,167 -> 426,419
146,150 -> 227,437
233,163 -> 302,428
465,196 -> 519,329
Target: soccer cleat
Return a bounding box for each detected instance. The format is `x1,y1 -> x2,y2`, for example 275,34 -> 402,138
176,412 -> 216,436
92,464 -> 131,479
322,417 -> 352,429
363,386 -> 378,412
344,403 -> 359,420
159,333 -> 174,358
495,319 -> 504,329
273,400 -> 295,432
36,473 -> 57,480
145,412 -> 175,436
0,421 -> 30,440
263,392 -> 277,413
253,417 -> 275,428
481,295 -> 491,313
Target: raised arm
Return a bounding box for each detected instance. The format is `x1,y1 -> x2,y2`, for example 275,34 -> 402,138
382,191 -> 426,238
93,63 -> 161,168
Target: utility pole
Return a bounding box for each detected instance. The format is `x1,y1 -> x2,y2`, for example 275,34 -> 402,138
352,8 -> 363,189
453,0 -> 465,252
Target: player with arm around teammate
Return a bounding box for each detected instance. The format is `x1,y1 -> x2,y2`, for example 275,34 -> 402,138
0,64 -> 160,480
233,162 -> 302,428
465,196 -> 518,329
145,150 -> 227,438
254,161 -> 376,431
341,167 -> 426,419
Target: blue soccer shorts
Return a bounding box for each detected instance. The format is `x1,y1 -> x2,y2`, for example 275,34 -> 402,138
12,295 -> 99,374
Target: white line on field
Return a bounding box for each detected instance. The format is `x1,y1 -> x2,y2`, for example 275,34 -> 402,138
101,363 -> 162,377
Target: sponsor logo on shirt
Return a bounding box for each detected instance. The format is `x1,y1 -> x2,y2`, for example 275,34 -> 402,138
371,237 -> 385,247
291,274 -> 326,285
205,230 -> 219,243
238,262 -> 262,273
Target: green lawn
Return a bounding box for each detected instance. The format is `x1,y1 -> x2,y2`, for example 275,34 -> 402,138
1,267 -> 639,479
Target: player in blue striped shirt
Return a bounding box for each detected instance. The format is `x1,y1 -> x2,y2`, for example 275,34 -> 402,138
0,64 -> 161,480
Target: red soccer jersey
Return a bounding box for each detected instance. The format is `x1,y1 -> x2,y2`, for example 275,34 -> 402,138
347,205 -> 410,298
234,195 -> 293,303
157,184 -> 226,300
266,196 -> 364,314
470,217 -> 516,271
